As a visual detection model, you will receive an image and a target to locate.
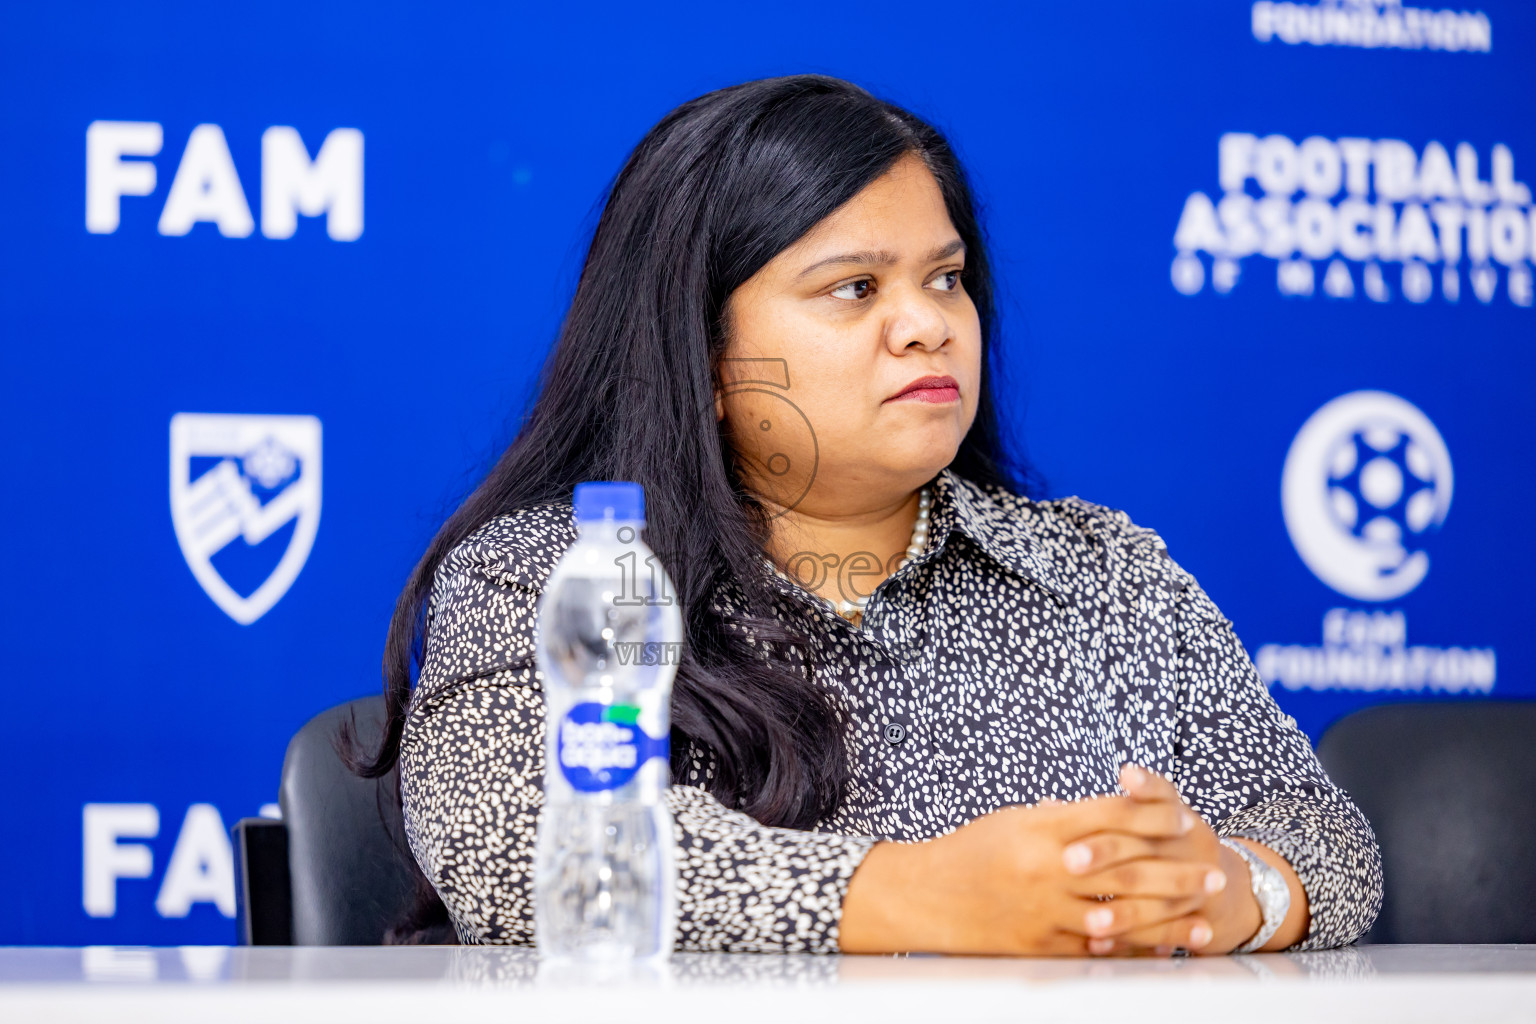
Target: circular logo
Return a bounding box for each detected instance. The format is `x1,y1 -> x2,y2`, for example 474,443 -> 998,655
708,358 -> 820,521
1281,391 -> 1453,602
555,702 -> 667,793
721,387 -> 819,521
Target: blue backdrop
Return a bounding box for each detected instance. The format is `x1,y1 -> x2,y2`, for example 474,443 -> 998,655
2,0 -> 1530,945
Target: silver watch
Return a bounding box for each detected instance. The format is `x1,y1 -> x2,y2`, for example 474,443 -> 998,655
1218,838 -> 1291,954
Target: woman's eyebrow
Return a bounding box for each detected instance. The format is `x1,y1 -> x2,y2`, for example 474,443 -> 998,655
795,238 -> 965,280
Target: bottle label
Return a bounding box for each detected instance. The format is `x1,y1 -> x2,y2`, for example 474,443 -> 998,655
555,701 -> 669,792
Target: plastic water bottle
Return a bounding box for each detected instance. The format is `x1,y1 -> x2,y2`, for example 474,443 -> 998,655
534,481 -> 681,961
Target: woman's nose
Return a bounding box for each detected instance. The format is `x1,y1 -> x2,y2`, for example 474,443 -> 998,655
884,282 -> 950,353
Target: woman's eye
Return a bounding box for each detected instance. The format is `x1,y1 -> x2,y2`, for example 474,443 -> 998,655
830,279 -> 873,300
930,269 -> 962,292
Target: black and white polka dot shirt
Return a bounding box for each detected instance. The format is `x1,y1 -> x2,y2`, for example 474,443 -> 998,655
399,468 -> 1383,951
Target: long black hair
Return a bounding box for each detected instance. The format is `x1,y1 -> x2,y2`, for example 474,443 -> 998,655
346,73 -> 1031,943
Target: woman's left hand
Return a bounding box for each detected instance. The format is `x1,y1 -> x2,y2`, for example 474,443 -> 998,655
1057,764 -> 1264,955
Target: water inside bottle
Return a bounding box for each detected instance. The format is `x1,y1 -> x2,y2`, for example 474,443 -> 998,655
535,802 -> 671,960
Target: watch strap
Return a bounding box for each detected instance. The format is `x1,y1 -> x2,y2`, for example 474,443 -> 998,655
1219,837 -> 1291,954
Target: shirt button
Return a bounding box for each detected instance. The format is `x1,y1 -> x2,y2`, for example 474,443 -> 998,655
882,723 -> 907,746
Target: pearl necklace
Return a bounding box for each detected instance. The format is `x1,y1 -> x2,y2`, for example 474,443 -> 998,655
764,486 -> 933,622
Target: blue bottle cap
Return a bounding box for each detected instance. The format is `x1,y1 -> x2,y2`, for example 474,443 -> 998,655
573,481 -> 645,522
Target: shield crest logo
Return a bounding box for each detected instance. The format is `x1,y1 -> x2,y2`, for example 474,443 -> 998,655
170,413 -> 323,624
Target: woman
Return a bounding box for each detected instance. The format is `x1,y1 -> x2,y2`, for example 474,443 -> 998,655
352,74 -> 1382,955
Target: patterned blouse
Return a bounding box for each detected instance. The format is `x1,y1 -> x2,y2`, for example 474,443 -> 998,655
399,467 -> 1383,952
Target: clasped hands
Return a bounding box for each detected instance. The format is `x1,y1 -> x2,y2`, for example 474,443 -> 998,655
1043,763 -> 1261,955
840,763 -> 1264,956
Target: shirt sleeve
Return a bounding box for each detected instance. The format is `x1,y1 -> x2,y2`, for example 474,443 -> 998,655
398,531 -> 877,952
1166,561 -> 1384,950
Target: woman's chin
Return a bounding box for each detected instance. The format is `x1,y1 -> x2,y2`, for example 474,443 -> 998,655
871,437 -> 965,486
892,424 -> 967,466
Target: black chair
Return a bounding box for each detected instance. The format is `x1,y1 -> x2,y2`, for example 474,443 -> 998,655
1316,700 -> 1536,944
232,695 -> 419,944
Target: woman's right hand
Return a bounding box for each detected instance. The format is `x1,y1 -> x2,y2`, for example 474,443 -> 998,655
838,794 -> 1221,955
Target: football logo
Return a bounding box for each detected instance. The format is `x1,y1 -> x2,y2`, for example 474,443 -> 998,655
169,413 -> 322,624
1281,391 -> 1452,601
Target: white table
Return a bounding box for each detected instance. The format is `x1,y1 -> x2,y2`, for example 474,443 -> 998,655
1,944 -> 1533,1023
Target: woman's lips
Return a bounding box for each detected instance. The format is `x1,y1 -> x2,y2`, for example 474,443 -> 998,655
887,375 -> 960,404
889,386 -> 960,403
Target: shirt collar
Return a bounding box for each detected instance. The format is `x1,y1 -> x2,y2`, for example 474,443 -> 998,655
928,467 -> 1072,606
